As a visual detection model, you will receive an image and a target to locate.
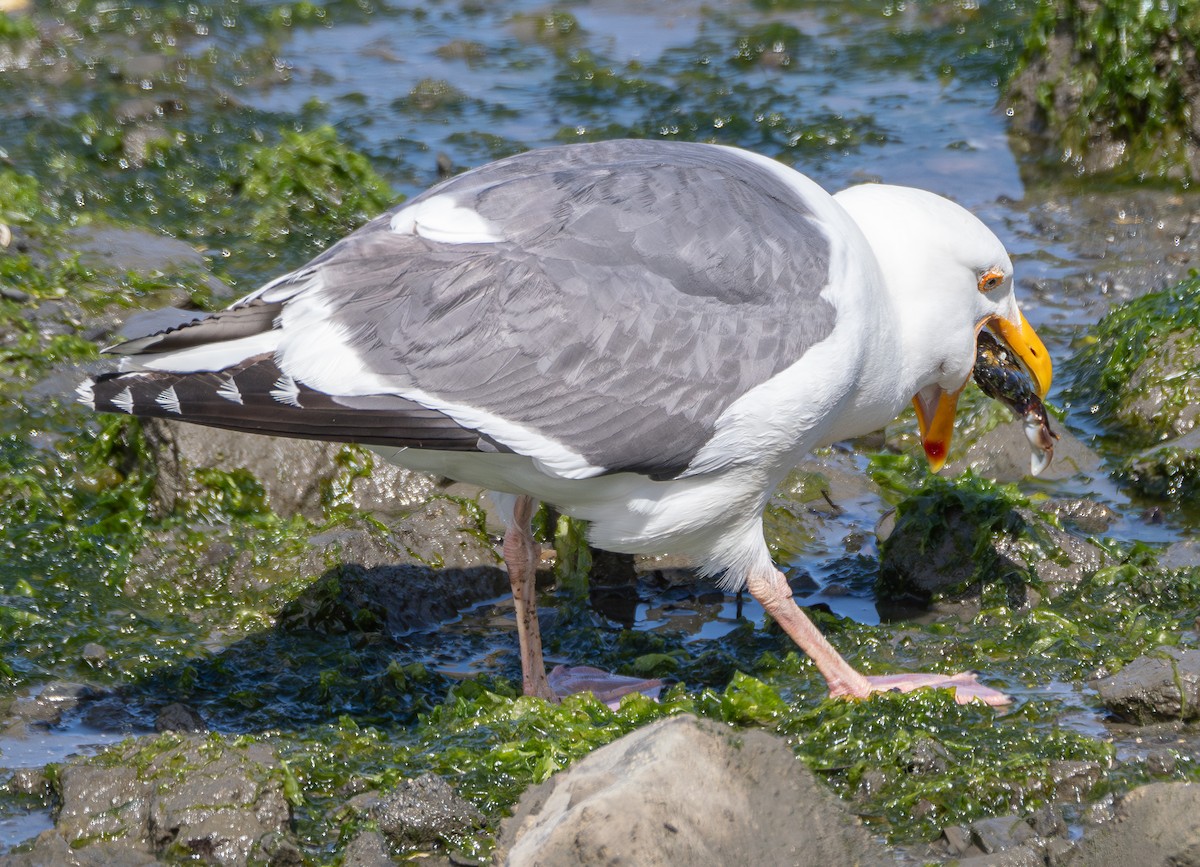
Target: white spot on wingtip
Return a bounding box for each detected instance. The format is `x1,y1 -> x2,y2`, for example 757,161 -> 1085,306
270,374 -> 302,408
75,378 -> 96,410
389,195 -> 504,244
112,387 -> 135,414
217,376 -> 243,404
155,385 -> 182,414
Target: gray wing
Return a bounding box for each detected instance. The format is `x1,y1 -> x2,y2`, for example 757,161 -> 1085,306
294,140 -> 836,478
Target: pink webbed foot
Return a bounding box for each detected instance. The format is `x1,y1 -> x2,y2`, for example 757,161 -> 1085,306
835,671 -> 1011,707
548,664 -> 665,709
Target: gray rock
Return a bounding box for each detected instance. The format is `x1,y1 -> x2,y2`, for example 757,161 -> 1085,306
42,734 -> 294,867
1050,760 -> 1105,802
879,498 -> 1108,607
1096,647 -> 1200,723
1067,782 -> 1200,866
0,831 -> 160,866
494,714 -> 888,867
56,763 -> 151,850
941,824 -> 977,856
139,421 -> 500,571
65,225 -> 206,278
7,682 -> 102,727
970,814 -> 1036,853
80,643 -> 108,666
1119,331 -> 1200,439
6,767 -> 50,797
142,420 -> 428,522
149,742 -> 290,864
945,417 -> 1100,484
1119,428 -> 1200,506
277,563 -> 509,636
1159,540 -> 1200,570
341,830 -> 393,867
370,773 -> 484,847
154,701 -> 206,733
1043,498 -> 1119,535
954,844 -> 1045,867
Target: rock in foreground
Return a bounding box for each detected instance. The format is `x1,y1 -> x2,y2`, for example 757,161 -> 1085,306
3,734 -> 294,867
1096,647 -> 1200,724
494,714 -> 888,866
1066,782 -> 1200,866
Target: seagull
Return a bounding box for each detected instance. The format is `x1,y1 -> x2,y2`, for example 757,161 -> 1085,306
77,139 -> 1051,706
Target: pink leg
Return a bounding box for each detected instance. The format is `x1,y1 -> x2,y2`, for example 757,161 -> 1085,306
503,495 -> 555,700
746,567 -> 1009,706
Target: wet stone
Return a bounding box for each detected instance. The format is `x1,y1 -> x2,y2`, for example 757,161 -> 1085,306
495,714 -> 889,867
941,824 -> 975,855
40,734 -> 294,867
78,694 -> 141,734
1043,498 -> 1119,535
6,766 -> 50,796
1044,837 -> 1075,866
1,831 -> 161,866
341,829 -> 393,867
277,563 -> 509,636
368,773 -> 485,848
155,701 -> 207,733
56,763 -> 150,847
7,682 -> 102,727
878,499 -> 1106,607
970,814 -> 1036,854
954,844 -> 1044,867
906,737 -> 950,775
64,225 -> 206,279
80,643 -> 108,666
1067,782 -> 1200,866
1159,540 -> 1200,570
1049,760 -> 1104,803
1145,748 -> 1178,776
1096,647 -> 1200,724
945,418 -> 1101,484
1028,805 -> 1068,839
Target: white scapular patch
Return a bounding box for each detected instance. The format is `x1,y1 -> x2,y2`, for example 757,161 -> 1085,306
389,195 -> 504,244
138,331 -> 282,374
112,387 -> 135,414
270,374 -> 303,408
75,378 -> 96,410
155,386 -> 183,415
216,376 -> 243,404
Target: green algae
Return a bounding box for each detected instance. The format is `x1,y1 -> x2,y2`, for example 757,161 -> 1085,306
877,471 -> 1052,605
1067,274 -> 1200,441
1009,0 -> 1200,182
233,125 -> 398,255
1119,445 -> 1200,506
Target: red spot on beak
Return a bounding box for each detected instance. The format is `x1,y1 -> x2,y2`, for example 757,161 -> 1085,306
924,441 -> 946,461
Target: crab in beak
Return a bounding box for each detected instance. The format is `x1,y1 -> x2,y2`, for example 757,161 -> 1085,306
912,309 -> 1053,473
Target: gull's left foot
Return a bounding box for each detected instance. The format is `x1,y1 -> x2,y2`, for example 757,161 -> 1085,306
837,671 -> 1011,706
548,664 -> 665,708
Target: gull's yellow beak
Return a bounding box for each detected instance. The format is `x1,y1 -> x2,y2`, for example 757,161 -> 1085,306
912,382 -> 962,473
990,309 -> 1053,398
912,307 -> 1052,473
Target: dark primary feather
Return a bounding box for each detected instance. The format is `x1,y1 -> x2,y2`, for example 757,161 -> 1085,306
89,355 -> 508,452
108,299 -> 283,355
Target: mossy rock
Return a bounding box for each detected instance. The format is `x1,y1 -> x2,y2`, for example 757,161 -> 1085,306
1067,275 -> 1200,447
877,474 -> 1103,609
1006,0 -> 1200,182
1117,429 -> 1200,505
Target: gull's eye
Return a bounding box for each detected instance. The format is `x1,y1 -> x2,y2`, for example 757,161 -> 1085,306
978,269 -> 1005,293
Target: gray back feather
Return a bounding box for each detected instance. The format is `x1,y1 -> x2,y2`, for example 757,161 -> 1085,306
312,140 -> 835,477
